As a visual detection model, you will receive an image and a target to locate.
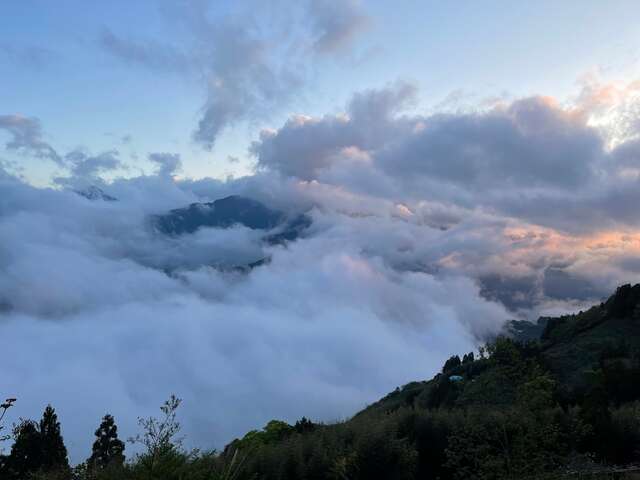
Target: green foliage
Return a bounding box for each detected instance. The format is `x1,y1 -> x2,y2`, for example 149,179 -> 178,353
127,394 -> 187,479
232,419 -> 295,452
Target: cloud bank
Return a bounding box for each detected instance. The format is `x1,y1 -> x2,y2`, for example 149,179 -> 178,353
2,78 -> 640,462
0,171 -> 507,461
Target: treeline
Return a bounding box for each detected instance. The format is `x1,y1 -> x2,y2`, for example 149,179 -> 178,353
3,337 -> 640,479
0,395 -> 234,480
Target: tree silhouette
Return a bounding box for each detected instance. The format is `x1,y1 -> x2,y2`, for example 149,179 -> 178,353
0,397 -> 16,443
39,405 -> 70,473
6,420 -> 43,478
129,395 -> 184,476
88,414 -> 125,470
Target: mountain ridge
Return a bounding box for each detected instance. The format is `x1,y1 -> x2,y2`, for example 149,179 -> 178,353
153,195 -> 311,244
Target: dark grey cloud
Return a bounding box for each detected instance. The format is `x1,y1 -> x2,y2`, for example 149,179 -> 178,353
378,97 -> 603,191
0,114 -> 62,165
254,93 -> 602,192
542,267 -> 601,301
250,84 -> 640,235
251,82 -> 417,179
478,273 -> 541,312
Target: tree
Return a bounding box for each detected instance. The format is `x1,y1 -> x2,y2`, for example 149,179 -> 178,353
39,405 -> 70,473
4,405 -> 69,479
294,417 -> 316,434
7,420 -> 43,479
442,355 -> 461,373
129,394 -> 185,477
88,414 -> 125,471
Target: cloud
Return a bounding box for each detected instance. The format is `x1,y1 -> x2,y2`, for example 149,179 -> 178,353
0,43 -> 56,70
149,152 -> 182,177
100,28 -> 192,73
251,82 -> 417,179
574,76 -> 640,145
250,82 -> 640,236
245,81 -> 640,314
66,150 -> 122,178
51,149 -> 123,189
190,15 -> 306,150
0,173 -> 509,462
101,0 -> 371,150
0,114 -> 62,165
2,159 -> 639,462
308,0 -> 370,54
253,91 -> 602,192
378,97 -> 602,191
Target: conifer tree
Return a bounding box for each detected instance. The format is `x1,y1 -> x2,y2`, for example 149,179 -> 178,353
38,405 -> 70,473
88,414 -> 125,470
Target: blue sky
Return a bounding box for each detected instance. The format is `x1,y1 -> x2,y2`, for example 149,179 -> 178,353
1,0 -> 640,185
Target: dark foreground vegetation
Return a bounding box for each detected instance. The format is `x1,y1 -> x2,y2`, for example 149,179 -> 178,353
3,284 -> 640,479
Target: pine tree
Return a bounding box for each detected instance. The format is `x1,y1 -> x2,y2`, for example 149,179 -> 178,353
88,414 -> 125,470
38,405 -> 70,473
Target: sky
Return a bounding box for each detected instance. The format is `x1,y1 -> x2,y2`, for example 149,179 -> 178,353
2,0 -> 640,184
2,0 -> 640,463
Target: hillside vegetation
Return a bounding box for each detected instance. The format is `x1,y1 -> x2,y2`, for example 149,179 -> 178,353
3,285 -> 640,479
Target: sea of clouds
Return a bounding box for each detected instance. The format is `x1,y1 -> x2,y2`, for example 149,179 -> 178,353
2,78 -> 640,460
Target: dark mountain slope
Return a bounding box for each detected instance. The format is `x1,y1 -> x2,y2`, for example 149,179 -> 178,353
540,284 -> 640,392
74,186 -> 117,201
155,195 -> 284,235
153,195 -> 311,244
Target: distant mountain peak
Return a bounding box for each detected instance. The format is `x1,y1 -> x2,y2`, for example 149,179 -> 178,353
75,186 -> 117,202
153,195 -> 311,243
